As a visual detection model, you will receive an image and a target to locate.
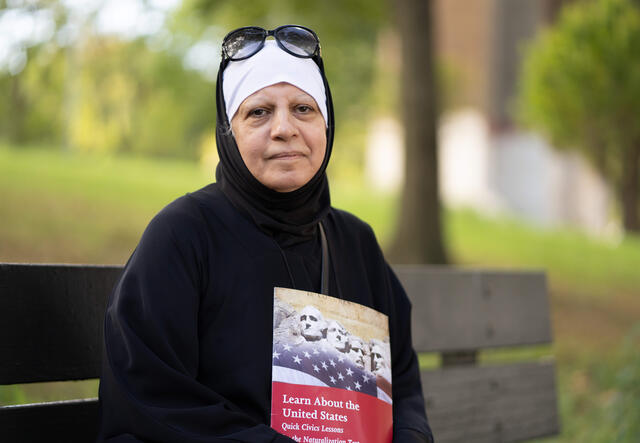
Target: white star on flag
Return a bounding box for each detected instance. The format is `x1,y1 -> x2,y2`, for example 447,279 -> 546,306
273,351 -> 280,359
272,341 -> 381,399
283,344 -> 291,352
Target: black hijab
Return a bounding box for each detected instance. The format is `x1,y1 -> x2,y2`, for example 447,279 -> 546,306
214,54 -> 335,246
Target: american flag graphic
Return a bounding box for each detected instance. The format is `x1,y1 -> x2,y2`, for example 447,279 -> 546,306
272,341 -> 379,399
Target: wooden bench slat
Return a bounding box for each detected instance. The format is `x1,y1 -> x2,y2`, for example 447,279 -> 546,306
0,264 -> 552,383
394,266 -> 552,352
0,398 -> 99,442
421,361 -> 560,442
0,264 -> 122,384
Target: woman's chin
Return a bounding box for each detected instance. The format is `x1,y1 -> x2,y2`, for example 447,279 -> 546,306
265,177 -> 308,193
259,170 -> 316,193
269,181 -> 305,193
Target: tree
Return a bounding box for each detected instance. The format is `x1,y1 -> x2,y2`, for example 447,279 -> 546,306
0,1 -> 215,158
65,36 -> 214,158
387,0 -> 448,264
518,0 -> 640,232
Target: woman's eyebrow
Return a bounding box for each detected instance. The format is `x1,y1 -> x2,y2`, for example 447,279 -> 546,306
240,98 -> 271,110
292,95 -> 316,104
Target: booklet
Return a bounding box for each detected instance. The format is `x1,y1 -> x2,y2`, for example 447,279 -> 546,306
270,287 -> 393,443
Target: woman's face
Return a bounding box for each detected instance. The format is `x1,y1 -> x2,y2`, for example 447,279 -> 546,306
231,82 -> 327,193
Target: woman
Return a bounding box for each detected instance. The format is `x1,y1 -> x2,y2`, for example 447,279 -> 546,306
98,25 -> 433,442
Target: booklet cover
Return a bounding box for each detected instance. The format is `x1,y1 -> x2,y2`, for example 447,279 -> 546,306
270,287 -> 393,443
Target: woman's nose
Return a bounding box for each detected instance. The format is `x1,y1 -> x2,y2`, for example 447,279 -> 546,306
270,109 -> 297,140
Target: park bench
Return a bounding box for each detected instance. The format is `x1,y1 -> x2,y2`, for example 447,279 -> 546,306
0,263 -> 559,442
395,266 -> 559,442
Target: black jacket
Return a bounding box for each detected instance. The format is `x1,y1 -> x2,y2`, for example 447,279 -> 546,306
97,183 -> 433,442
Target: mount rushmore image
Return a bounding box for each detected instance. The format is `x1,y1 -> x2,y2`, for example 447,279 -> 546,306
273,297 -> 392,383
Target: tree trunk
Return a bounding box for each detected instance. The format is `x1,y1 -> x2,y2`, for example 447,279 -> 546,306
387,0 -> 448,264
9,75 -> 26,143
620,142 -> 640,233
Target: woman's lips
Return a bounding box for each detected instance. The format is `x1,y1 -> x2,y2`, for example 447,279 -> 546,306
269,151 -> 304,160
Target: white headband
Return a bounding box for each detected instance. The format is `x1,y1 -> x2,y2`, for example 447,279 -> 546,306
222,40 -> 328,127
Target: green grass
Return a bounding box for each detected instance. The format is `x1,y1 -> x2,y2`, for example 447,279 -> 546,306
0,380 -> 99,405
1,145 -> 639,442
4,144 -> 639,298
0,144 -> 212,264
446,208 -> 640,298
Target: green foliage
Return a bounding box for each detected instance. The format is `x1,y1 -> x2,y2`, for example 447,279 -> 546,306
608,324 -> 640,441
537,324 -> 640,443
518,0 -> 640,187
66,37 -> 214,158
0,43 -> 66,144
0,34 -> 215,159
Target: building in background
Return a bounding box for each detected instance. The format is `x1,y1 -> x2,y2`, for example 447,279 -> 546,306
367,0 -> 616,236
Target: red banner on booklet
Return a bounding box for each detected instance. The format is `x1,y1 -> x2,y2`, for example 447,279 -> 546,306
271,382 -> 392,443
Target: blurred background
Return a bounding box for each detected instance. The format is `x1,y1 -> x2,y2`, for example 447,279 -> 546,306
1,0 -> 639,441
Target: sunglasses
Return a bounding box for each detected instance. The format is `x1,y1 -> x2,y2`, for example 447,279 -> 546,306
221,25 -> 321,61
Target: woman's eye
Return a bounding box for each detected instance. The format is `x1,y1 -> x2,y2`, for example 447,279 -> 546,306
249,108 -> 267,117
296,105 -> 313,113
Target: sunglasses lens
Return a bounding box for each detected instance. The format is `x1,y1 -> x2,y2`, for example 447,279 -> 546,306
223,28 -> 265,60
275,26 -> 318,57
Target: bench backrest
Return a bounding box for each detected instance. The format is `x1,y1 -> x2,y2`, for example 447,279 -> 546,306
0,263 -> 559,442
395,265 -> 559,442
0,264 -> 120,442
